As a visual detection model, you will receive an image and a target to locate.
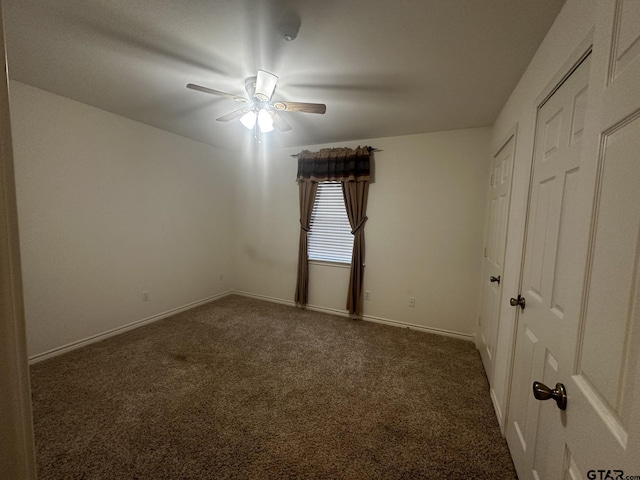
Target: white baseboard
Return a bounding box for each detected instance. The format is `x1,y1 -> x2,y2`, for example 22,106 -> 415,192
361,313 -> 473,341
233,290 -> 297,308
28,290 -> 234,364
30,289 -> 473,364
232,290 -> 473,342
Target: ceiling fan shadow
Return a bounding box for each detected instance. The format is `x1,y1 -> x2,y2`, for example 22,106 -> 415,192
284,77 -> 419,100
172,97 -> 223,118
40,2 -> 238,77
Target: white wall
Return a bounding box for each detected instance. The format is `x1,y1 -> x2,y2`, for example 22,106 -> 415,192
10,81 -> 234,358
234,128 -> 491,338
486,0 -> 596,425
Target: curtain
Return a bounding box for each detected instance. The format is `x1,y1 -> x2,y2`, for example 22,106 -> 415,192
294,180 -> 318,307
343,180 -> 369,316
294,146 -> 371,314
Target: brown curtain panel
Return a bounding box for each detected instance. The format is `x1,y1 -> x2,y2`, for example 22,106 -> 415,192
343,179 -> 369,315
294,180 -> 318,307
295,146 -> 371,314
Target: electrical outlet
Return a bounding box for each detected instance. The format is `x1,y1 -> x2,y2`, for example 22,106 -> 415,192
142,291 -> 149,302
365,290 -> 371,300
409,297 -> 415,307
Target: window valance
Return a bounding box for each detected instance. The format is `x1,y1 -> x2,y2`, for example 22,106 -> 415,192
296,146 -> 371,183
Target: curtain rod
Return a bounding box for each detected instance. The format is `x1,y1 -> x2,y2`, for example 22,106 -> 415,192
290,147 -> 381,157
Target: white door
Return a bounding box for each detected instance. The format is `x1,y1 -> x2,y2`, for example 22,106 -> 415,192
479,133 -> 515,386
565,1 -> 640,477
506,2 -> 640,478
505,50 -> 591,480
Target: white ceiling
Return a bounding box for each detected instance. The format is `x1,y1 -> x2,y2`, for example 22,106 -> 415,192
4,0 -> 565,151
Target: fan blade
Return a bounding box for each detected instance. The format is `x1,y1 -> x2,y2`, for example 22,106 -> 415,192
186,83 -> 249,103
254,70 -> 278,101
269,111 -> 292,132
216,107 -> 252,122
272,101 -> 326,114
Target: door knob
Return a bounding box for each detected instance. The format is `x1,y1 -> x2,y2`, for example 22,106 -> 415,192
510,295 -> 525,310
533,381 -> 567,410
490,275 -> 501,284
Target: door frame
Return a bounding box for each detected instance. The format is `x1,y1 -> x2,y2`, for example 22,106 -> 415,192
501,31 -> 595,431
0,1 -> 37,478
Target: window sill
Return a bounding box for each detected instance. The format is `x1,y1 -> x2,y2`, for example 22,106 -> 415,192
308,259 -> 351,269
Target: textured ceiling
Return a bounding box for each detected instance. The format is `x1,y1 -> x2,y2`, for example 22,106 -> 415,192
3,0 -> 565,150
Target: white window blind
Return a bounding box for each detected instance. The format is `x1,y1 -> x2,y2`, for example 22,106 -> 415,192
308,182 -> 353,264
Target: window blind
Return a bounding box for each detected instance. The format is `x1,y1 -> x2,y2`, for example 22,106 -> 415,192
308,182 -> 353,264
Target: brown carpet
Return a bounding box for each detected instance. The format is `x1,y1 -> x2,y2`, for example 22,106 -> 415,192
30,295 -> 517,479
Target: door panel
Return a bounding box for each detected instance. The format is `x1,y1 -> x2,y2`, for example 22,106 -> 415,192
567,1 -> 640,474
550,167 -> 580,318
563,449 -> 584,480
569,86 -> 588,145
578,115 -> 640,411
531,351 -> 564,480
479,133 -> 515,385
506,53 -> 591,480
511,326 -> 541,453
609,0 -> 640,80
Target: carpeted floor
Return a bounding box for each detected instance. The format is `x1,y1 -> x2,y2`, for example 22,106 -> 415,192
30,295 -> 517,479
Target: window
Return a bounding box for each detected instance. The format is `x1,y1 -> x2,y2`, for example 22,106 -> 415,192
308,182 -> 353,264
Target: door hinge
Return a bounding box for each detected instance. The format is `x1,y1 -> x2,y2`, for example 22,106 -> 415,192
490,175 -> 494,186
483,247 -> 487,257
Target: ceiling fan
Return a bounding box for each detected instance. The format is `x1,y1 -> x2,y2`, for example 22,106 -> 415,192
187,70 -> 326,135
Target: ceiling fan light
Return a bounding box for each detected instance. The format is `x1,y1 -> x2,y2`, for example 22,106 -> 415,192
240,110 -> 257,130
258,109 -> 274,133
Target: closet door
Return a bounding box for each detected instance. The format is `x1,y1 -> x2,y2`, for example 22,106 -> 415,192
507,1 -> 640,478
478,131 -> 515,387
564,1 -> 640,477
505,51 -> 591,480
